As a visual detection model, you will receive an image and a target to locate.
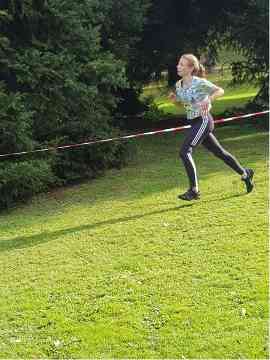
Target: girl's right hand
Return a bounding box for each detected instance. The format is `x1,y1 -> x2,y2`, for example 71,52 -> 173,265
197,97 -> 211,117
168,92 -> 177,102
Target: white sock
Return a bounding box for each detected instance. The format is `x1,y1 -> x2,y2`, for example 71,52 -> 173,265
241,170 -> 248,179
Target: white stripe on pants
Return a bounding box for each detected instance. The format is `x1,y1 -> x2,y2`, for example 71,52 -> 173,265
191,115 -> 209,146
187,152 -> 198,190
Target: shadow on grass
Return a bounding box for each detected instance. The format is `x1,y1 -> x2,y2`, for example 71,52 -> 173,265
0,203 -> 195,253
205,192 -> 247,202
0,191 -> 250,253
0,127 -> 266,221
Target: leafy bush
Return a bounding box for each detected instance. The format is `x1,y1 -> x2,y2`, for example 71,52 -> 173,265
143,97 -> 166,123
0,160 -> 59,210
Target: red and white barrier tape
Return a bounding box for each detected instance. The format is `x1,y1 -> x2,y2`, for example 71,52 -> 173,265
0,110 -> 268,158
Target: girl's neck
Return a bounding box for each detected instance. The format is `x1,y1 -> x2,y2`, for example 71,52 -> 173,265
182,74 -> 193,87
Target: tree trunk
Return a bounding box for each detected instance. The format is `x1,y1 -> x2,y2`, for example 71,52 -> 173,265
167,62 -> 178,87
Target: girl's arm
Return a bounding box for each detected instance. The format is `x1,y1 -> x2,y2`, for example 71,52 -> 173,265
168,80 -> 182,103
168,91 -> 177,102
199,85 -> 224,116
209,86 -> 224,101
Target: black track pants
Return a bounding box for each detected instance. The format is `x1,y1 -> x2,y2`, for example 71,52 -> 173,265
179,115 -> 245,190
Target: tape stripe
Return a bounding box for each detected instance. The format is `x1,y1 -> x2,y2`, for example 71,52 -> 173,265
0,110 -> 268,158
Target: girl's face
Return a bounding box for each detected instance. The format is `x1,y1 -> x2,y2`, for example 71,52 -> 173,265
177,57 -> 193,77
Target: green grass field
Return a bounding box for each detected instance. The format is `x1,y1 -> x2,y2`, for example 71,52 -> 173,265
142,71 -> 259,117
0,124 -> 268,358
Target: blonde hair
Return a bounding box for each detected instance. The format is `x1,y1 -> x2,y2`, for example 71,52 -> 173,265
181,54 -> 206,78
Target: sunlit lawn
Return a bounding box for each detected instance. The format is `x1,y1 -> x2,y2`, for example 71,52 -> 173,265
142,71 -> 259,117
0,124 -> 268,358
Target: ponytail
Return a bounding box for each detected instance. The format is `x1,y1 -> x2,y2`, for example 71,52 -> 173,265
197,64 -> 206,78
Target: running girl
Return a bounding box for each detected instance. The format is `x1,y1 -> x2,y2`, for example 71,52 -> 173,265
169,53 -> 254,200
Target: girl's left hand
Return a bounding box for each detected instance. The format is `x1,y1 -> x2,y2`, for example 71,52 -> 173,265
198,97 -> 210,117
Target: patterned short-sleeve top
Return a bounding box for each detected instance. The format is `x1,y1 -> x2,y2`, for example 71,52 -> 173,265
175,76 -> 218,119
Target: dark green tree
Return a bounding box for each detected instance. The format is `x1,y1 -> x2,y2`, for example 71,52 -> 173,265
229,0 -> 269,107
0,0 -> 150,208
133,0 -> 268,103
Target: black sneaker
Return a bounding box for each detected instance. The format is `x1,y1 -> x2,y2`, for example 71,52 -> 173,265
178,189 -> 200,201
242,168 -> 254,193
